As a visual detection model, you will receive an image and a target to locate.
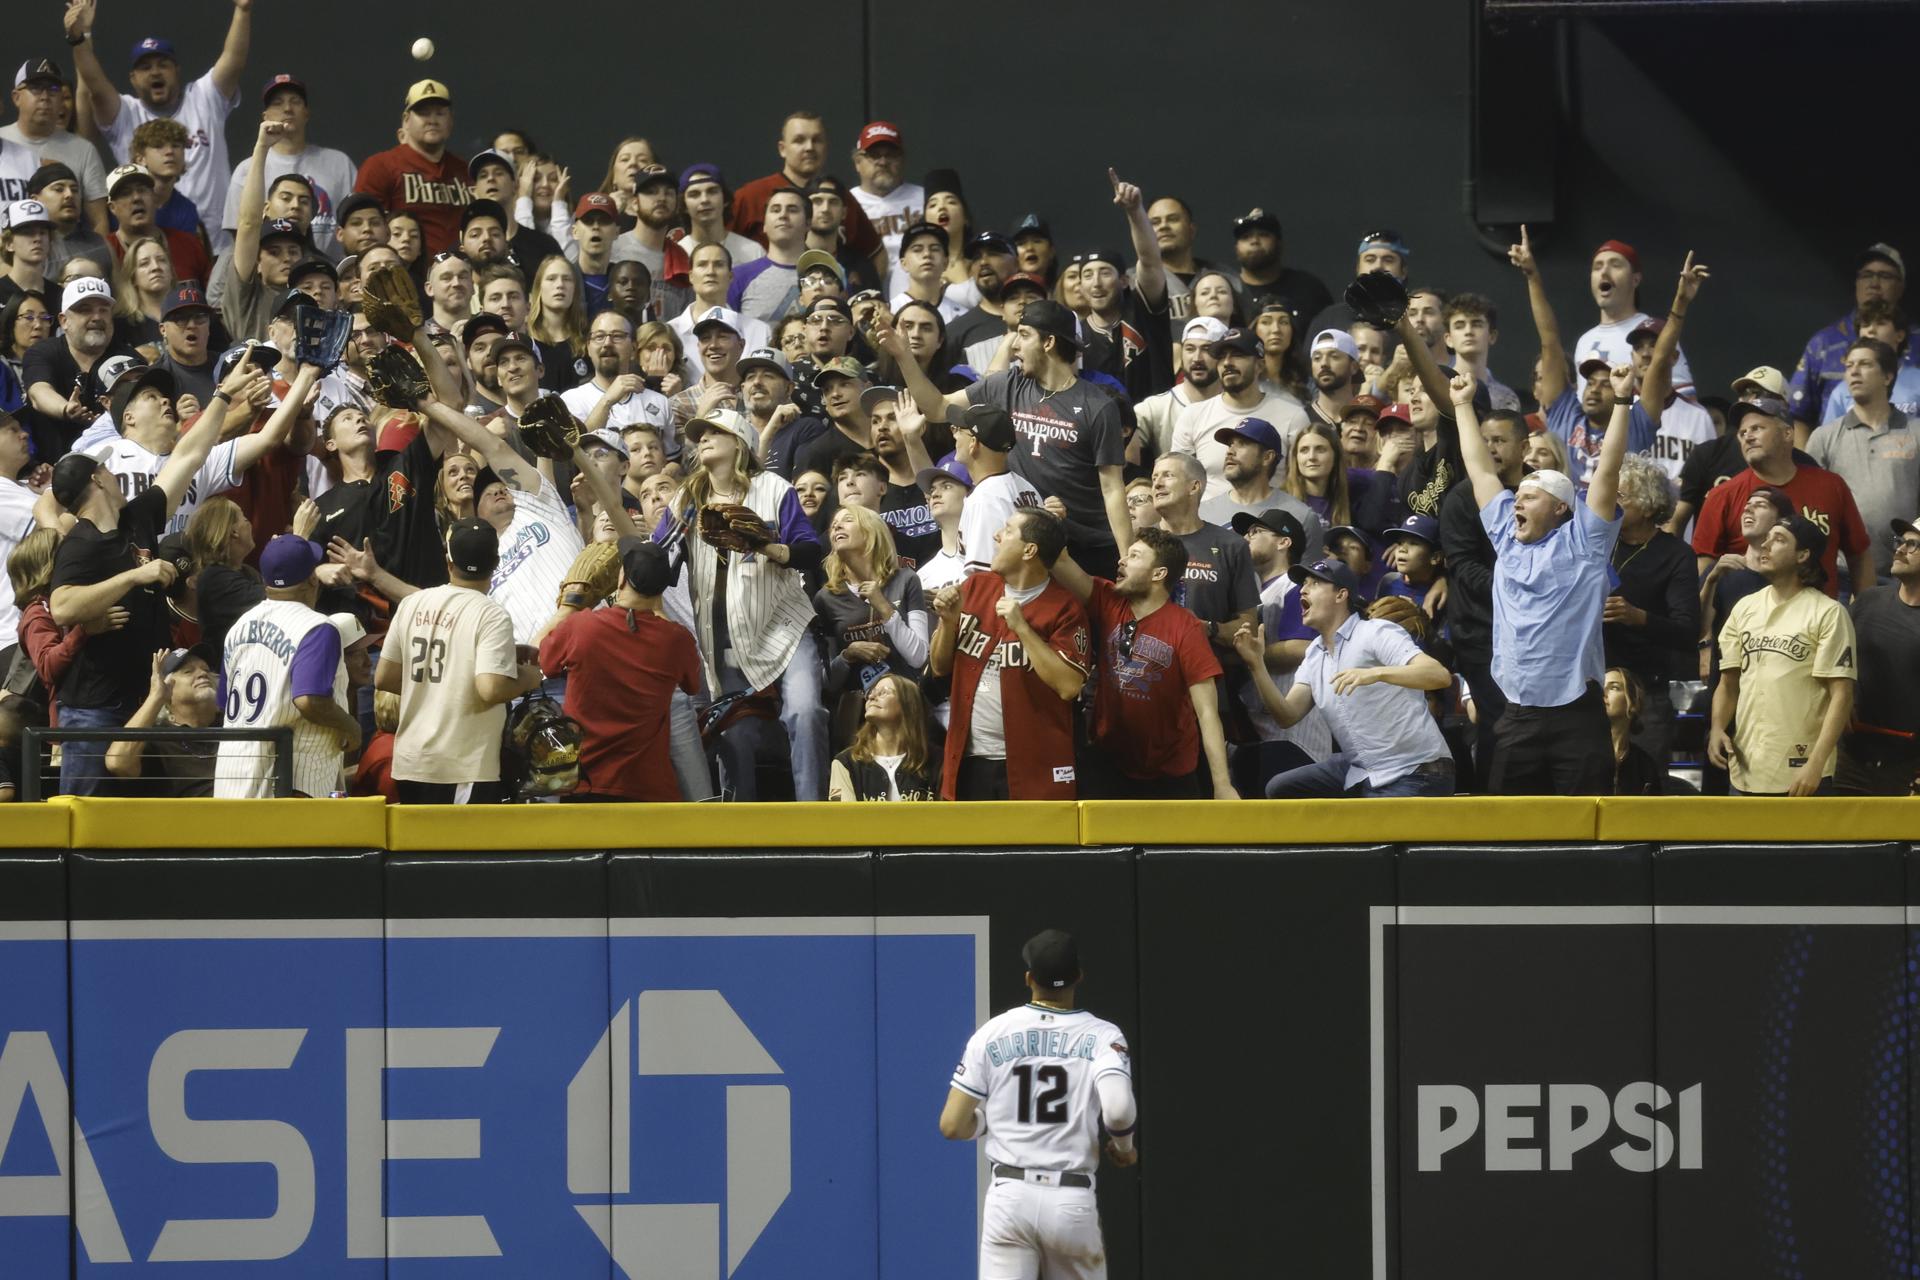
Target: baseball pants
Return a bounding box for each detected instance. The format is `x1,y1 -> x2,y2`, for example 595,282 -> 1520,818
980,1178 -> 1107,1280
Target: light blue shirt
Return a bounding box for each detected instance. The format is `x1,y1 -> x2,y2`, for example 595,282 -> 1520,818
1821,367 -> 1920,425
1482,488 -> 1621,708
1294,613 -> 1450,787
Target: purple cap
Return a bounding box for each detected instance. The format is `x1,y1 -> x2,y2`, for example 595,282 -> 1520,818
130,37 -> 175,68
260,536 -> 324,588
1287,557 -> 1366,601
917,458 -> 974,493
679,163 -> 723,193
1213,417 -> 1283,453
1385,514 -> 1441,546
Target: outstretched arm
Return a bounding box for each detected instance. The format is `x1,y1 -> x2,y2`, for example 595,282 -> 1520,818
873,316 -> 969,423
1449,373 -> 1506,509
154,362 -> 270,514
210,0 -> 255,102
1641,253 -> 1708,422
568,441 -> 637,539
233,119 -> 285,284
65,1 -> 121,127
418,399 -> 538,492
1508,224 -> 1569,408
230,364 -> 322,473
1111,169 -> 1164,308
1587,365 -> 1635,518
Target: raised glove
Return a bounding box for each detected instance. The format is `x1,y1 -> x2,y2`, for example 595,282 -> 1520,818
1344,269 -> 1410,327
365,346 -> 431,410
557,541 -> 622,609
518,393 -> 582,461
697,502 -> 774,555
291,303 -> 352,371
1366,593 -> 1431,643
359,263 -> 423,341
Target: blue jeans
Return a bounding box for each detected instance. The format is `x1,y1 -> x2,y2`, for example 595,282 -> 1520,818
1266,752 -> 1454,798
57,703 -> 133,797
715,646 -> 828,801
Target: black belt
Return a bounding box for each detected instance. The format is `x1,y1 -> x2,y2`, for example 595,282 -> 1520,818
992,1162 -> 1092,1189
1412,758 -> 1453,776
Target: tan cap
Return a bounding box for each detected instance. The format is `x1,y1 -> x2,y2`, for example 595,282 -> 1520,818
404,79 -> 451,110
1730,366 -> 1787,400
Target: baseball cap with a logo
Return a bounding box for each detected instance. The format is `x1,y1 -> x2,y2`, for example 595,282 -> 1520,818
14,58 -> 64,90
683,408 -> 756,453
129,37 -> 175,69
737,347 -> 793,382
1233,208 -> 1282,238
261,73 -> 307,104
106,164 -> 154,198
1214,417 -> 1284,454
1288,557 -> 1366,601
4,199 -> 51,232
259,217 -> 303,247
856,121 -> 902,151
61,276 -> 112,313
161,282 -> 210,318
260,536 -> 324,588
446,518 -> 499,578
957,404 -> 1018,452
1019,299 -> 1082,354
1021,929 -> 1081,989
691,306 -> 744,338
1731,366 -> 1789,401
574,192 -> 619,222
404,79 -> 451,110
1212,327 -> 1264,358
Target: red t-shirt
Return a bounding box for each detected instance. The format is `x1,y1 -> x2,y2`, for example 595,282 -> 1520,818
1085,580 -> 1222,779
1691,464 -> 1870,597
109,227 -> 213,293
941,573 -> 1091,800
730,171 -> 881,259
538,607 -> 701,801
352,732 -> 398,800
354,145 -> 472,256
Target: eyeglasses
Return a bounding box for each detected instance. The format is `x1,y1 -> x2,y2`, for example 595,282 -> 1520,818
1896,537 -> 1920,554
430,249 -> 468,266
1858,269 -> 1901,284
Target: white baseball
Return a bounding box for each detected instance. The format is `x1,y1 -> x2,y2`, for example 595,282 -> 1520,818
411,37 -> 435,61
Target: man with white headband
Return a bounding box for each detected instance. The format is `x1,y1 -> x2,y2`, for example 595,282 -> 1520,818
1452,361 -> 1632,794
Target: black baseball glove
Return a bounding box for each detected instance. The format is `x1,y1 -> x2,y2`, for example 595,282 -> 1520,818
291,304 -> 352,371
365,347 -> 431,410
517,393 -> 582,461
1344,269 -> 1410,327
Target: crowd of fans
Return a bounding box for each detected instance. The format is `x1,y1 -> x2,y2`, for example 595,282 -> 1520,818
0,2 -> 1914,802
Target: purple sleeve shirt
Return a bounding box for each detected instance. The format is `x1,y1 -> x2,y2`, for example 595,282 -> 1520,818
288,624 -> 343,701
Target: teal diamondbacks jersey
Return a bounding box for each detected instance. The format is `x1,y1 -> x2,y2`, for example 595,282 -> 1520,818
952,1004 -> 1131,1175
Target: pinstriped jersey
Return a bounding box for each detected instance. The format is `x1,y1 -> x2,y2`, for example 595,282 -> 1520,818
952,1004 -> 1130,1176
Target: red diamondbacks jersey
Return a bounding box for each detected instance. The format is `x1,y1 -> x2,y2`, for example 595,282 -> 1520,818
941,574 -> 1090,800
951,1004 -> 1132,1176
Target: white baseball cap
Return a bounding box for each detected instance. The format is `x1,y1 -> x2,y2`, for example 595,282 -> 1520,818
4,199 -> 51,232
61,276 -> 113,313
1311,328 -> 1360,358
1517,468 -> 1577,510
684,408 -> 755,452
585,427 -> 629,458
690,305 -> 744,338
1181,316 -> 1228,345
328,612 -> 369,649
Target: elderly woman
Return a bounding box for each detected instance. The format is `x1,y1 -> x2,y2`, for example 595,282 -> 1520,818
1601,454 -> 1698,767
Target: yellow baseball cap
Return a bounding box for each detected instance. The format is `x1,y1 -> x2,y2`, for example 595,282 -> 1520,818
404,79 -> 450,110
1730,366 -> 1787,400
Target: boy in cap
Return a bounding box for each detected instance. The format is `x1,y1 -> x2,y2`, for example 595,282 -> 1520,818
1378,514 -> 1446,612
0,198 -> 55,311
214,535 -> 360,798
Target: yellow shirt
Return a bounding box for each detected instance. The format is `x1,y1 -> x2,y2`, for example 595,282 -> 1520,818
1719,585 -> 1856,794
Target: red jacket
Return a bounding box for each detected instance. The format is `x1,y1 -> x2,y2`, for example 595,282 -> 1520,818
941,574 -> 1090,800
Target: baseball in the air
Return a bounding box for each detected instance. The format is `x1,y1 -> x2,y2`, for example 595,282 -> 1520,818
411,37 -> 435,61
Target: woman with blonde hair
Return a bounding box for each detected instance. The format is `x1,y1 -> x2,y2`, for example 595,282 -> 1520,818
114,233 -> 175,345
184,497 -> 262,650
634,320 -> 686,397
528,254 -> 590,381
828,674 -> 936,801
1523,427 -> 1570,478
814,503 -> 929,749
597,136 -> 660,224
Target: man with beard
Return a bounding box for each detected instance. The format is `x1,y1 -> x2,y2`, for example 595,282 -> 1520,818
1230,207 -> 1330,323
1836,515 -> 1920,794
351,81 -> 470,256
1148,196 -> 1222,325
738,346 -> 824,480
69,3 -> 251,242
22,276 -> 136,463
608,164 -> 677,283
732,111 -> 884,275
29,163 -> 109,278
861,388 -> 939,568
564,310 -> 673,447
960,273 -> 1047,374
1197,419 -> 1325,557
1137,317 -> 1227,459
1305,329 -> 1364,429
1307,229 -> 1412,347
1790,243 -> 1911,431
669,243 -> 772,380
457,200 -> 511,268
1010,213 -> 1056,285
677,164 -> 765,269
944,232 -> 1019,356
849,122 -> 922,273
423,246 -> 475,333
728,188 -> 808,324
2,58 -> 108,228
461,312 -> 508,417
668,307 -> 746,452
312,305 -> 385,426
463,150 -> 561,273
149,282 -> 217,405
1170,327 -> 1308,499
1574,238 -> 1694,395
795,356 -> 873,480
1373,286 -> 1450,401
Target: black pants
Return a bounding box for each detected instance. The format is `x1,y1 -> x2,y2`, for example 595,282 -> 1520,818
1459,656 -> 1508,793
957,756 -> 1010,801
1228,739 -> 1313,799
1083,749 -> 1207,800
1488,682 -> 1612,796
396,779 -> 507,804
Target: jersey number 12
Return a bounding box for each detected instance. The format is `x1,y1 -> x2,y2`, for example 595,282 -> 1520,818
1012,1064 -> 1067,1124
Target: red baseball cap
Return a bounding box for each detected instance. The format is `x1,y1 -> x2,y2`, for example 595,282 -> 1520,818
574,192 -> 619,221
856,121 -> 902,151
1592,239 -> 1641,273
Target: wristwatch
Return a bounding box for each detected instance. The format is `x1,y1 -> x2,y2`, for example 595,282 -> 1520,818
67,31 -> 90,46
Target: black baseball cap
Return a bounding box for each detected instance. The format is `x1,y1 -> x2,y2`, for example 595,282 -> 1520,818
288,256 -> 337,286
51,453 -> 101,510
27,162 -> 77,196
335,192 -> 384,224
1017,299 -> 1080,354
956,403 -> 1017,452
1231,508 -> 1306,548
618,535 -> 671,596
1022,929 -> 1081,990
108,364 -> 175,426
1288,556 -> 1367,601
447,517 -> 500,578
1012,213 -> 1052,243
460,198 -> 508,230
965,230 -> 1014,259
1212,327 -> 1264,358
898,221 -> 944,254
467,149 -> 516,181
259,217 -> 304,247
462,311 -> 510,351
1779,513 -> 1829,585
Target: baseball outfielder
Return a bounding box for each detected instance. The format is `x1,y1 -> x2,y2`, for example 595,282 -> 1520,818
941,929 -> 1137,1279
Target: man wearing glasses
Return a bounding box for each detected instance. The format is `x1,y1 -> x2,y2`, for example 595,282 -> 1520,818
1790,243 -> 1913,433
1839,517 -> 1920,795
3,59 -> 109,232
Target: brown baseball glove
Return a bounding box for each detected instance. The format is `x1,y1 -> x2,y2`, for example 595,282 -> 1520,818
1366,593 -> 1432,643
557,541 -> 622,609
360,263 -> 423,341
697,502 -> 774,554
518,393 -> 581,461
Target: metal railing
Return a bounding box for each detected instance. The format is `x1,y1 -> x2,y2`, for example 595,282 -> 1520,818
21,726 -> 295,801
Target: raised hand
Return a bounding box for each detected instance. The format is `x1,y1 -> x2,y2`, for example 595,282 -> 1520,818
1108,167 -> 1142,212
1448,372 -> 1476,407
1231,621 -> 1266,667
1607,362 -> 1636,401
1675,251 -> 1710,307
1507,224 -> 1537,278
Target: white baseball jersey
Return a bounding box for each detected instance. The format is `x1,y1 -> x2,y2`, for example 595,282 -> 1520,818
959,472 -> 1043,574
559,380 -> 674,446
489,475 -> 585,644
952,1004 -> 1132,1176
1575,314 -> 1695,392
100,435 -> 242,536
1646,395 -> 1718,485
850,181 -> 923,272
214,598 -> 347,798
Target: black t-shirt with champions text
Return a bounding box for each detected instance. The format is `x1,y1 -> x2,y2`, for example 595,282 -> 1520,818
966,369 -> 1127,555
1170,521 -> 1261,629
49,486 -> 170,710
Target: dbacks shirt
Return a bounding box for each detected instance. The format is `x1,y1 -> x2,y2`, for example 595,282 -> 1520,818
1085,580 -> 1221,779
942,573 -> 1090,800
355,145 -> 472,256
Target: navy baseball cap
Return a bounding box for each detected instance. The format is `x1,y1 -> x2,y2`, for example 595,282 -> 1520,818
1231,508 -> 1306,547
260,536 -> 324,588
129,37 -> 175,68
161,282 -> 210,319
260,73 -> 307,104
1212,327 -> 1264,358
1022,929 -> 1080,989
1385,514 -> 1441,547
1325,524 -> 1374,552
1213,417 -> 1283,453
1288,557 -> 1366,600
447,517 -> 500,578
965,230 -> 1014,258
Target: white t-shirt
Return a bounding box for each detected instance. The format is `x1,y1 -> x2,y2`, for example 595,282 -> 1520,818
102,73 -> 241,249
916,546 -> 965,595
100,435 -> 241,535
965,578 -> 1045,760
851,182 -> 923,273
223,143 -> 358,256
489,476 -> 585,643
1575,314 -> 1694,393
951,1004 -> 1132,1176
0,478 -> 39,648
960,471 -> 1043,574
1646,395 -> 1718,485
388,583 -> 519,784
0,125 -> 109,208
1170,391 -> 1310,501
